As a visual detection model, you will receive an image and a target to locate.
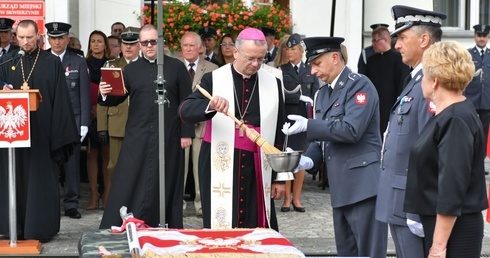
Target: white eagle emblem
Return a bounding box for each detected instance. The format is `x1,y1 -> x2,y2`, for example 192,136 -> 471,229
0,101 -> 28,139
355,92 -> 367,105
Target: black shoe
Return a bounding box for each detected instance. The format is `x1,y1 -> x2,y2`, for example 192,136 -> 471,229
485,171 -> 489,175
64,208 -> 82,219
280,206 -> 290,212
292,203 -> 305,212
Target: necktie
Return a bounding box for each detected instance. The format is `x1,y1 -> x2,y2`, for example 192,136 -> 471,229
481,49 -> 485,58
188,63 -> 195,81
403,74 -> 412,88
266,52 -> 271,62
205,56 -> 210,61
0,49 -> 5,56
327,85 -> 333,97
294,65 -> 299,74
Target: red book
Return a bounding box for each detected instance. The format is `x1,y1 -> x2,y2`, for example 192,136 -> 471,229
101,67 -> 126,96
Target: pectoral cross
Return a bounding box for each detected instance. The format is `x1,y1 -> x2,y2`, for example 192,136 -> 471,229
236,120 -> 245,137
21,81 -> 30,90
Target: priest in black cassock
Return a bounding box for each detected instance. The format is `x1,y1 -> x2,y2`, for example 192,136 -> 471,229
364,26 -> 410,135
179,28 -> 286,231
0,20 -> 79,242
98,24 -> 193,229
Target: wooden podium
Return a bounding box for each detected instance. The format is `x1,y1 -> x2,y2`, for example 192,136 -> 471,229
0,89 -> 42,254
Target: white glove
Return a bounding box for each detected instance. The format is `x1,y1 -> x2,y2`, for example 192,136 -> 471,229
299,95 -> 313,105
406,219 -> 424,237
282,114 -> 308,135
80,126 -> 89,142
285,147 -> 314,173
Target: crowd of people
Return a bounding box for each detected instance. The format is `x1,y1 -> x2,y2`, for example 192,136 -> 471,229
0,4 -> 489,257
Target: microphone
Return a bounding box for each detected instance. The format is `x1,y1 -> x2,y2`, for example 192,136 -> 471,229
0,50 -> 25,69
11,50 -> 25,71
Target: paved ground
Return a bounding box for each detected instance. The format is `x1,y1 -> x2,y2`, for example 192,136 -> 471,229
2,165 -> 490,257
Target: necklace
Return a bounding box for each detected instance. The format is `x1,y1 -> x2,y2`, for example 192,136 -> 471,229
233,76 -> 258,137
20,48 -> 40,90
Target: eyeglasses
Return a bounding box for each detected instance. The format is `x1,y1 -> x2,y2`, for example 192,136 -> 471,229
220,42 -> 235,47
371,38 -> 385,43
140,39 -> 158,46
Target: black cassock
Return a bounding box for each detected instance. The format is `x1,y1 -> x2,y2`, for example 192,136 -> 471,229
99,56 -> 193,229
365,49 -> 410,135
179,65 -> 286,231
0,48 -> 78,241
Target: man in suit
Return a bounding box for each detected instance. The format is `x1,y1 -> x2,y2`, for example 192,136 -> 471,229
284,37 -> 387,258
260,27 -> 277,63
466,24 -> 490,156
0,18 -> 20,57
375,6 -> 446,258
45,21 -> 91,219
198,27 -> 218,64
97,26 -> 140,196
179,31 -> 218,218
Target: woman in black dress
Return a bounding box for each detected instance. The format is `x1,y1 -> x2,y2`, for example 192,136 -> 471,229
404,41 -> 488,258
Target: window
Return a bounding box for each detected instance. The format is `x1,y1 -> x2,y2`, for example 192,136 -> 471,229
434,0 -> 490,30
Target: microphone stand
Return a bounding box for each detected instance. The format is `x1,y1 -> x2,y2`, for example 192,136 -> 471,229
155,0 -> 168,228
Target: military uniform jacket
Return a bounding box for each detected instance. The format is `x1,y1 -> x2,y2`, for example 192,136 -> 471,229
306,67 -> 382,208
62,50 -> 91,129
465,47 -> 490,110
375,69 -> 432,225
97,57 -> 130,137
281,62 -> 319,150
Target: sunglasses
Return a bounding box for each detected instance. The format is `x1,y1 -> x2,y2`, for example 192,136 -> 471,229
140,39 -> 157,46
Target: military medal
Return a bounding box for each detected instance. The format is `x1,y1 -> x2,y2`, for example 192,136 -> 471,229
65,66 -> 70,77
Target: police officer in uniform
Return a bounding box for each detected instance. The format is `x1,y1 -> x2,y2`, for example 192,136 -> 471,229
260,27 -> 277,64
284,37 -> 387,258
198,27 -> 218,65
0,18 -> 19,57
375,5 -> 447,258
97,27 -> 140,202
466,24 -> 490,157
45,21 -> 91,219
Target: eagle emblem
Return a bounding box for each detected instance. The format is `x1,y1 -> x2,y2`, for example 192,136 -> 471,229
0,101 -> 28,140
355,92 -> 367,105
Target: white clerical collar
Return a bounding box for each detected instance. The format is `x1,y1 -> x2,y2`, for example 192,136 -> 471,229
330,67 -> 346,89
232,62 -> 251,79
144,55 -> 156,63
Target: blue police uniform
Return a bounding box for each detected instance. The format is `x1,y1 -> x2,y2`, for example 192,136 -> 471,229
375,5 -> 447,258
465,24 -> 490,152
303,36 -> 387,258
45,22 -> 91,219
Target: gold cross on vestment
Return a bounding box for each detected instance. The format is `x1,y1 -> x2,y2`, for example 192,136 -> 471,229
21,82 -> 30,90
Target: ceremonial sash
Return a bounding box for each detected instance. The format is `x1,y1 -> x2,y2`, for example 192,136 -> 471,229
207,64 -> 278,229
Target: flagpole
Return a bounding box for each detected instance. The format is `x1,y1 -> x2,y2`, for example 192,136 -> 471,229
8,147 -> 17,246
155,0 -> 168,227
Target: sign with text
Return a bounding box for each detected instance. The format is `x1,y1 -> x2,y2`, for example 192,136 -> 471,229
0,1 -> 45,35
0,92 -> 30,148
